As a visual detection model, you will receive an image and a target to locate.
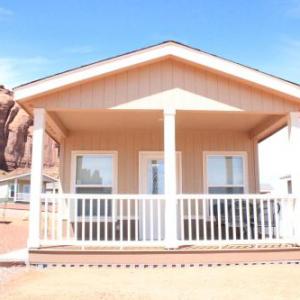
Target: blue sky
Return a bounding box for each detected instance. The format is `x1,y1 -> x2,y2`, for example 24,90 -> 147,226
0,0 -> 299,88
0,0 -> 299,190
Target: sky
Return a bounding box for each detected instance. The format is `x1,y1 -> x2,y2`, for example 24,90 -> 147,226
0,0 -> 299,191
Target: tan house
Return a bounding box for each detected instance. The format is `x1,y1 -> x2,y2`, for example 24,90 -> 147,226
0,168 -> 58,202
14,41 -> 300,265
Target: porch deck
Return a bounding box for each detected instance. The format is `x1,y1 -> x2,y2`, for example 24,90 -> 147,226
29,244 -> 300,266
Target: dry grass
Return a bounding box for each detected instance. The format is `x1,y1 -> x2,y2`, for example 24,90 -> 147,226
1,264 -> 300,300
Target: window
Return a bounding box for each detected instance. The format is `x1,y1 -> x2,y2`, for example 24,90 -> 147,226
72,152 -> 117,217
23,184 -> 30,194
205,152 -> 247,194
9,184 -> 15,198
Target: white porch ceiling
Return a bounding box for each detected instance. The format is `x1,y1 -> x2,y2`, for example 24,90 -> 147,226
54,110 -> 274,132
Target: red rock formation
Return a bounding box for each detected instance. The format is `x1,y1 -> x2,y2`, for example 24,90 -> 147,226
0,85 -> 58,172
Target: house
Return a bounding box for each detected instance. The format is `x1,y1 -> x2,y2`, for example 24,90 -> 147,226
280,175 -> 293,194
13,41 -> 300,265
0,168 -> 58,202
259,183 -> 274,194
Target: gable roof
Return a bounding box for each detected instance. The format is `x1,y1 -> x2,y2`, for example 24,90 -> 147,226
13,40 -> 300,102
0,168 -> 58,183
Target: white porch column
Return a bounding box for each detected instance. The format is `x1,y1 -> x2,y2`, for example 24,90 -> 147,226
164,108 -> 177,248
28,108 -> 45,248
288,112 -> 300,243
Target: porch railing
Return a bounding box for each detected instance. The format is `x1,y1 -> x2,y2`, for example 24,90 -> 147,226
177,195 -> 297,246
40,193 -> 299,247
16,193 -> 30,202
40,194 -> 166,246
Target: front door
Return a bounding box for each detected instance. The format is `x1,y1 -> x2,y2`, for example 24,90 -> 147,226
139,152 -> 181,240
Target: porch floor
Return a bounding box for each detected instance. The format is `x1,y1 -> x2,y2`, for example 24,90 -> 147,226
29,244 -> 300,265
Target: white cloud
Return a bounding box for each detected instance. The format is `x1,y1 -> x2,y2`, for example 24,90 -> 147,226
0,7 -> 13,20
0,56 -> 54,88
63,45 -> 94,54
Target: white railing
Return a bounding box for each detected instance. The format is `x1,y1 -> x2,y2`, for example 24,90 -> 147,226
16,193 -> 30,202
177,194 -> 298,246
40,193 -> 299,247
40,193 -> 166,246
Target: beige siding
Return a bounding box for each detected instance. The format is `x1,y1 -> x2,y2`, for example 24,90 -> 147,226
32,59 -> 300,113
62,129 -> 256,194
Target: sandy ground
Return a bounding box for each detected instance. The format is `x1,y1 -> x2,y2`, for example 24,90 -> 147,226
1,264 -> 300,300
0,217 -> 28,254
0,204 -> 29,254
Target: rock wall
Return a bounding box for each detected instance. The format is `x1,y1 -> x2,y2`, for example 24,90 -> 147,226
0,85 -> 58,172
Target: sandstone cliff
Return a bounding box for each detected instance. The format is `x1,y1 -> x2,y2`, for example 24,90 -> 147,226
0,85 -> 58,172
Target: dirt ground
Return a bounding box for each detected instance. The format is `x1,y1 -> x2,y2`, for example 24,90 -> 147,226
0,215 -> 28,254
1,264 -> 300,300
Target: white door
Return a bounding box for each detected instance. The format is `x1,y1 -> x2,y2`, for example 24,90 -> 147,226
139,152 -> 181,240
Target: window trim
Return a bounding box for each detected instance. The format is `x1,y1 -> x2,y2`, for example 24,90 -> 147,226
70,151 -> 118,194
203,151 -> 249,194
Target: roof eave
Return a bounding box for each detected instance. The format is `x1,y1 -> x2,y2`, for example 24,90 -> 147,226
13,41 -> 300,103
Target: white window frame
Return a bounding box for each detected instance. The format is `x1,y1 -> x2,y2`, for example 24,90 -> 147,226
203,151 -> 248,194
70,150 -> 118,194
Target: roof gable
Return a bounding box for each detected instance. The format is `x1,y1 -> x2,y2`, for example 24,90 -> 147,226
14,41 -> 300,102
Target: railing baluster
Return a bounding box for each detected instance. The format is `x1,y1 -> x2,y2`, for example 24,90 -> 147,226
224,197 -> 229,241
260,198 -> 265,240
74,197 -> 78,241
67,197 -> 70,241
217,197 -> 221,241
150,198 -> 153,241
188,198 -> 192,241
253,198 -> 258,241
239,198 -> 243,240
267,198 -> 272,239
44,197 -> 48,241
135,198 -> 138,241
128,199 -> 131,241
232,199 -> 236,241
246,197 -> 251,240
89,198 -> 93,241
119,199 -> 123,242
97,198 -> 100,241
52,197 -> 56,240
203,197 -> 207,241
158,198 -> 161,241
275,198 -> 279,240
82,198 -> 86,241
112,198 -> 116,242
142,198 -> 146,241
180,198 -> 184,240
210,198 -> 214,240
195,198 -> 199,241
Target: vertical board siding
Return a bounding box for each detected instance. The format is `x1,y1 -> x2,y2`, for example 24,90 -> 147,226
32,59 -> 300,113
62,129 -> 256,194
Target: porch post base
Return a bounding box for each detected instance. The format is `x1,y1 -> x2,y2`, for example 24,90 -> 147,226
164,243 -> 179,250
27,239 -> 40,249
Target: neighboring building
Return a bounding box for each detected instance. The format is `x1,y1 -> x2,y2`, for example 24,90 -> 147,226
259,183 -> 274,194
280,174 -> 293,194
13,41 -> 300,265
0,168 -> 58,202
